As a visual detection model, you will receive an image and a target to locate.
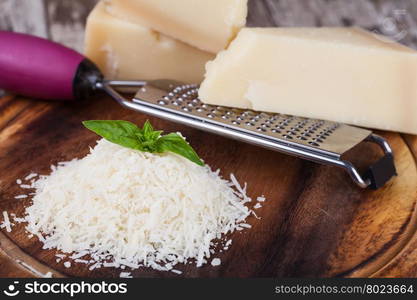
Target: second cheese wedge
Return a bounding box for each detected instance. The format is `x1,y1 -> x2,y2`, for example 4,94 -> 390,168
104,0 -> 248,53
199,27 -> 417,134
85,2 -> 214,83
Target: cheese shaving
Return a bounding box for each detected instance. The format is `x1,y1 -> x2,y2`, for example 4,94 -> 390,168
25,173 -> 38,181
2,211 -> 11,232
254,203 -> 262,209
256,196 -> 266,202
211,258 -> 221,266
119,272 -> 132,278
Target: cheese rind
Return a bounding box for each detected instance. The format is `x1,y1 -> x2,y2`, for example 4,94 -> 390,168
199,27 -> 417,134
104,0 -> 248,53
84,2 -> 214,83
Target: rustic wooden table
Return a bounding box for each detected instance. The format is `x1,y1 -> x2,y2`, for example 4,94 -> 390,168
1,0 -> 417,278
0,0 -> 416,52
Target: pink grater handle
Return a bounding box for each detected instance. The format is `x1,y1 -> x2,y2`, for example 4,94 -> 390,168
0,31 -> 102,100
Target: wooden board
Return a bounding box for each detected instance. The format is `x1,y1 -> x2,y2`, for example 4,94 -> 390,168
1,0 -> 417,278
1,93 -> 417,278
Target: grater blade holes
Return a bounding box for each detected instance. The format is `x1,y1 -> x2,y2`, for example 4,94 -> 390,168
158,84 -> 345,149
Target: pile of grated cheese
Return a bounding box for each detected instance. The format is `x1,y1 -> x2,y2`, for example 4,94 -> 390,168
10,138 -> 265,274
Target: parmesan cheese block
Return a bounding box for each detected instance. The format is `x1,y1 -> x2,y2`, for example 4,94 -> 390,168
199,27 -> 417,134
104,0 -> 248,53
84,2 -> 215,83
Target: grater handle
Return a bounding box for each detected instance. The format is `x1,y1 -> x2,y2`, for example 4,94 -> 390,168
363,154 -> 396,189
361,134 -> 397,189
0,31 -> 103,100
306,134 -> 396,189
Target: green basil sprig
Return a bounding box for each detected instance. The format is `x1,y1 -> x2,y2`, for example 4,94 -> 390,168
83,120 -> 204,166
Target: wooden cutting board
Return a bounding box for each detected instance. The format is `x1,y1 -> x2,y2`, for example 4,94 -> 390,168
1,93 -> 417,278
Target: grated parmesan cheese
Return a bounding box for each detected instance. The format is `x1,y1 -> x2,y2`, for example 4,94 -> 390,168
19,184 -> 33,189
44,272 -> 53,278
14,138 -> 264,273
89,262 -> 101,271
74,259 -> 89,264
2,211 -> 11,232
254,203 -> 262,209
211,258 -> 221,266
25,173 -> 38,181
119,272 -> 132,278
239,223 -> 251,229
256,196 -> 266,202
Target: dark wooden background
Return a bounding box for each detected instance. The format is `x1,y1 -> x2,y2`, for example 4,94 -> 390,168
0,0 -> 416,53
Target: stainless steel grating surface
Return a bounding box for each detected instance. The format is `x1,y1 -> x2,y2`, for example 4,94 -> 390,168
133,83 -> 371,157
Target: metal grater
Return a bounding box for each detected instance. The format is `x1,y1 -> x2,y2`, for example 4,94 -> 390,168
98,79 -> 397,190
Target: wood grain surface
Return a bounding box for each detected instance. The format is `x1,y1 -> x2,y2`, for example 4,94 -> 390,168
0,93 -> 417,278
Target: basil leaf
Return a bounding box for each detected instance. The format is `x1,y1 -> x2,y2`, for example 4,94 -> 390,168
82,120 -> 143,150
149,130 -> 163,141
155,133 -> 204,166
83,120 -> 204,166
136,121 -> 162,144
142,120 -> 154,139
